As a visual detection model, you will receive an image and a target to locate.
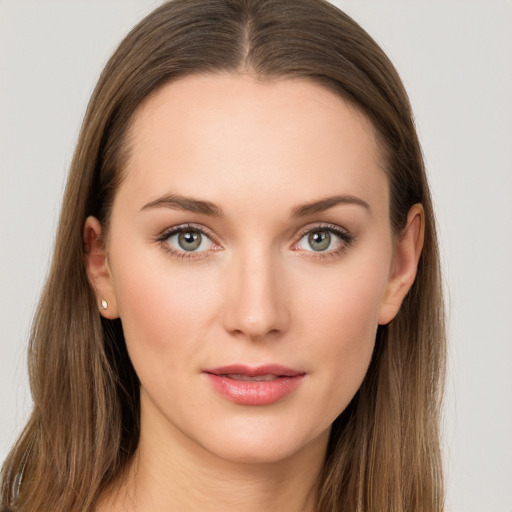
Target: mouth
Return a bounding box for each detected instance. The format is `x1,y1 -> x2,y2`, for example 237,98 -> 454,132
221,373 -> 281,381
203,365 -> 306,406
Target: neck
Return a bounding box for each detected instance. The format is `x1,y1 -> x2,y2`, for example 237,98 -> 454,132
97,398 -> 328,512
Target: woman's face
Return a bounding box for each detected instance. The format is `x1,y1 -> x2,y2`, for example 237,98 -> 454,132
92,73 -> 407,464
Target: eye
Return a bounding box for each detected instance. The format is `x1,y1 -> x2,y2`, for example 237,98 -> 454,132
167,228 -> 212,252
294,225 -> 354,254
159,225 -> 216,255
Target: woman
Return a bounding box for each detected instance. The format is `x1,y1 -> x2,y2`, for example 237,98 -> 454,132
1,0 -> 445,511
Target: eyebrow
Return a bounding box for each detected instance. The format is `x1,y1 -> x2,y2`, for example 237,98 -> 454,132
290,194 -> 371,217
140,193 -> 370,218
141,194 -> 224,217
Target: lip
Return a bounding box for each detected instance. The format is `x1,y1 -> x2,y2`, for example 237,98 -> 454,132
203,364 -> 306,406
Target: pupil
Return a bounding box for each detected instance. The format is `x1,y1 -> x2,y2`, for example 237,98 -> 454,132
308,231 -> 330,251
178,231 -> 201,251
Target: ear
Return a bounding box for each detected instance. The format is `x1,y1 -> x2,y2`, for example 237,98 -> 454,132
83,216 -> 119,319
378,204 -> 425,325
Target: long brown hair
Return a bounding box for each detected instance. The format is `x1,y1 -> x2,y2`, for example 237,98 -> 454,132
1,1 -> 445,510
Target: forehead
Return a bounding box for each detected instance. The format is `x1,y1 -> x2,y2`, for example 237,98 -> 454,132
117,73 -> 388,215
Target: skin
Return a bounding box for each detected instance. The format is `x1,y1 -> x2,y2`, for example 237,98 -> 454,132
85,73 -> 424,512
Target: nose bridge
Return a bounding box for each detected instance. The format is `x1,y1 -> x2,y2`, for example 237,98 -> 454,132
223,242 -> 288,340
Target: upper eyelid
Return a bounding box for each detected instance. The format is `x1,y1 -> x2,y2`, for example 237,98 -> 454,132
295,222 -> 352,239
158,223 -> 217,242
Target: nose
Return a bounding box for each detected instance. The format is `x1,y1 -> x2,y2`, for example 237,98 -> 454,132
222,247 -> 290,341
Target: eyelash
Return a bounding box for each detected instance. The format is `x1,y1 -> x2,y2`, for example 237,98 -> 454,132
156,223 -> 219,261
293,223 -> 356,260
156,223 -> 355,261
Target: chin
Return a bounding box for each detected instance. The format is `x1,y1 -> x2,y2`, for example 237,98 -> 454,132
194,418 -> 330,467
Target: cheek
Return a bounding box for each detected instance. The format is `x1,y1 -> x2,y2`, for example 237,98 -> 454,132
294,254 -> 390,410
109,247 -> 220,379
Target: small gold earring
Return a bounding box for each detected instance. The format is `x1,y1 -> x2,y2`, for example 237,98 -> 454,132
100,299 -> 108,310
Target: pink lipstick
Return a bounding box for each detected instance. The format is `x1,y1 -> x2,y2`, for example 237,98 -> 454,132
203,365 -> 305,406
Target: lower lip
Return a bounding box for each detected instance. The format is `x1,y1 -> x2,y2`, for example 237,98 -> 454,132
204,374 -> 305,406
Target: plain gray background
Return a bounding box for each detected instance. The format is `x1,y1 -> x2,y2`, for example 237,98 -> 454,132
1,1 -> 511,510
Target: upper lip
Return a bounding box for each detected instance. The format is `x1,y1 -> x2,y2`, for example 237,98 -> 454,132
203,364 -> 304,377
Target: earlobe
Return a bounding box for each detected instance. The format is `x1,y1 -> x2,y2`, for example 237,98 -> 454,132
83,216 -> 119,319
378,204 -> 425,325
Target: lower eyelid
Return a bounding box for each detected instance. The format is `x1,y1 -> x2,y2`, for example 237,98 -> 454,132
160,246 -> 210,262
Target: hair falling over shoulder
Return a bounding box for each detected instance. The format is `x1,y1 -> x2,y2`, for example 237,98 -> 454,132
1,1 -> 446,510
